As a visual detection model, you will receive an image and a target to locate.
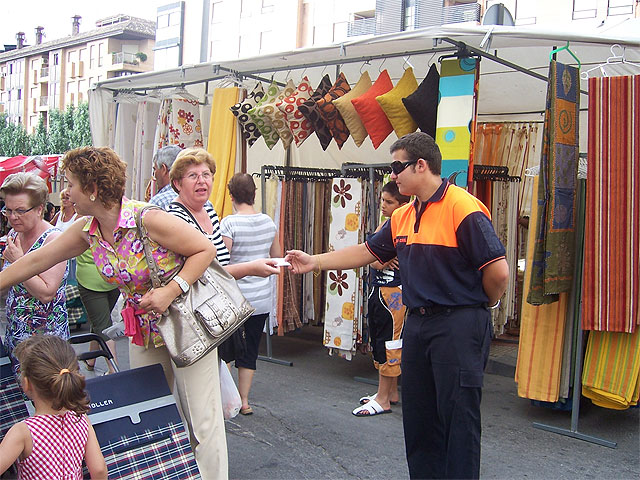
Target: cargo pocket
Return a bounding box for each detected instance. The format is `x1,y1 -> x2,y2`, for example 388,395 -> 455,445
459,369 -> 483,388
380,339 -> 402,376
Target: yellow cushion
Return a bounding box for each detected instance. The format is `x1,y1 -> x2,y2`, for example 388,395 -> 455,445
333,72 -> 372,147
376,67 -> 419,138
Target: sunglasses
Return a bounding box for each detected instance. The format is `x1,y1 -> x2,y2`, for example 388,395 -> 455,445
390,159 -> 418,175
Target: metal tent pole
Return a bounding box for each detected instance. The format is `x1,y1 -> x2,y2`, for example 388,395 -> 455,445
258,165 -> 293,367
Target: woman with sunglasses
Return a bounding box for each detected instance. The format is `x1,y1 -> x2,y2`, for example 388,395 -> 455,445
0,172 -> 69,374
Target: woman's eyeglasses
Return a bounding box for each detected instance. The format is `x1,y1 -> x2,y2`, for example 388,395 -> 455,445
1,206 -> 36,218
183,171 -> 213,182
390,159 -> 418,175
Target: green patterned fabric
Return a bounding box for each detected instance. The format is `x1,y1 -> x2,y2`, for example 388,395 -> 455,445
527,61 -> 579,305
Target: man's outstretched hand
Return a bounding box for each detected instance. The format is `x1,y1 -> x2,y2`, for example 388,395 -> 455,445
284,250 -> 316,274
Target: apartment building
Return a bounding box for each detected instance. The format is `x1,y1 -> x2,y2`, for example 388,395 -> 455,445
0,15 -> 156,133
154,0 -> 637,69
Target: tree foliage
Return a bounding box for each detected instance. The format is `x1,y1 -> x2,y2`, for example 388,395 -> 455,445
0,102 -> 92,156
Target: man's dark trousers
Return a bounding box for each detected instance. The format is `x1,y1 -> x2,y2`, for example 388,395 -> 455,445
401,306 -> 492,479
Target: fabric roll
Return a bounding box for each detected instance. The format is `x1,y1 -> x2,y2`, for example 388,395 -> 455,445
515,176 -> 569,402
208,87 -> 239,219
582,75 -> 640,333
323,178 -> 363,358
528,61 -> 580,305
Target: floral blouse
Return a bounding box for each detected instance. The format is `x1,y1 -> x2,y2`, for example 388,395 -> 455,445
83,199 -> 184,348
3,227 -> 69,368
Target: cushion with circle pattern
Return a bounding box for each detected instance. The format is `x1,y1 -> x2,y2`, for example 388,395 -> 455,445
316,73 -> 351,149
298,75 -> 334,150
247,81 -> 281,148
229,83 -> 265,146
257,79 -> 297,150
276,76 -> 314,147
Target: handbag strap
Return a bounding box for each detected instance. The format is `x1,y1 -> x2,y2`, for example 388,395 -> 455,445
134,205 -> 165,289
169,201 -> 207,235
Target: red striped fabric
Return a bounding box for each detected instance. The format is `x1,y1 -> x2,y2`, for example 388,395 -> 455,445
583,75 -> 640,332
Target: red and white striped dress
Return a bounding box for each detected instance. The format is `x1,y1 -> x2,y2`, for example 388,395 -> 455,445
18,411 -> 88,480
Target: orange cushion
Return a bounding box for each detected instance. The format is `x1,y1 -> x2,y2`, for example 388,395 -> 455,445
351,70 -> 394,149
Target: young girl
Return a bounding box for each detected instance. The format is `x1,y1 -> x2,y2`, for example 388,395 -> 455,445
0,335 -> 107,479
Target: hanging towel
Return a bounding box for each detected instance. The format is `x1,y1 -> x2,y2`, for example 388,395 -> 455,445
582,75 -> 640,333
582,328 -> 640,410
515,176 -> 569,402
208,87 -> 239,219
527,61 -> 579,305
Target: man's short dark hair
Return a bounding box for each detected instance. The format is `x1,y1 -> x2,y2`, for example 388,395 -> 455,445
382,180 -> 411,204
227,173 -> 256,205
390,132 -> 442,176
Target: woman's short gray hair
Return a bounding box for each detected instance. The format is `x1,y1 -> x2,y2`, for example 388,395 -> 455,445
0,172 -> 49,209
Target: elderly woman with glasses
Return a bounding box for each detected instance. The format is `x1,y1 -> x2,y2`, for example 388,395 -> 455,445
0,172 -> 68,372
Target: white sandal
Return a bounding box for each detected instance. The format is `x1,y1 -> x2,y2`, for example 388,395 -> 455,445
352,398 -> 392,417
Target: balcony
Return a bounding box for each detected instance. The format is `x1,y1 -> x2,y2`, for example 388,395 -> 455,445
39,96 -> 49,110
39,67 -> 49,82
347,17 -> 376,37
108,51 -> 149,74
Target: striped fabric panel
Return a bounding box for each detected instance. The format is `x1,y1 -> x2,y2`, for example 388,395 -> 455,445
583,75 -> 640,332
515,176 -> 569,402
582,328 -> 640,409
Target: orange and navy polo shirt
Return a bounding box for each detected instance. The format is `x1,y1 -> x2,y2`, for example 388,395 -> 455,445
365,179 -> 505,309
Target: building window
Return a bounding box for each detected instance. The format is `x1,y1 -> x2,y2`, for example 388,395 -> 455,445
261,0 -> 274,14
90,45 -> 96,68
572,0 -> 597,18
211,0 -> 223,24
608,0 -> 634,16
260,30 -> 273,53
17,89 -> 22,100
98,44 -> 104,67
157,13 -> 170,28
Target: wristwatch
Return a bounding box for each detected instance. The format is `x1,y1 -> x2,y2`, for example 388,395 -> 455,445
173,275 -> 189,294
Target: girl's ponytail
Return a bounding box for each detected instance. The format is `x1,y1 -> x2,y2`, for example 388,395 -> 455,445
14,335 -> 90,416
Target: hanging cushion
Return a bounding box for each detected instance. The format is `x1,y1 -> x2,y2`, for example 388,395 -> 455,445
229,83 -> 265,147
298,75 -> 334,150
315,73 -> 352,149
258,79 -> 297,149
376,67 -> 419,138
402,63 -> 440,138
333,72 -> 372,147
276,76 -> 314,147
351,70 -> 394,149
247,81 -> 281,148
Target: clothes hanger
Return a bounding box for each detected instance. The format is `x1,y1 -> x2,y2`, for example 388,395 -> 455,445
580,44 -> 640,79
549,42 -> 581,68
402,56 -> 414,70
172,85 -> 199,102
378,57 -> 387,73
360,60 -> 371,75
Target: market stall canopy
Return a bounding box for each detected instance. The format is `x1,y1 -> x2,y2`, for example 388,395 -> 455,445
94,19 -> 640,117
0,155 -> 60,186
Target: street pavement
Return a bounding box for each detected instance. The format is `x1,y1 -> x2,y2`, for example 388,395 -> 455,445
77,323 -> 639,480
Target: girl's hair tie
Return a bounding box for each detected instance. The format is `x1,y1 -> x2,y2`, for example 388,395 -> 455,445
59,368 -> 70,375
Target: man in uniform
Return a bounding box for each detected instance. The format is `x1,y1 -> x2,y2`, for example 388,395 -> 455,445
286,132 -> 509,479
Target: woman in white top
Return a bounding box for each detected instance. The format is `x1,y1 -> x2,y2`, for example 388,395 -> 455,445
51,188 -> 77,231
220,173 -> 280,415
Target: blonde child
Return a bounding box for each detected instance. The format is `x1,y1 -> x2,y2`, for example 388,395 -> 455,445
0,335 -> 107,479
353,180 -> 411,416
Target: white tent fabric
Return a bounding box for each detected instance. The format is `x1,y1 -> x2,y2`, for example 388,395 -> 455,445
91,21 -> 640,179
